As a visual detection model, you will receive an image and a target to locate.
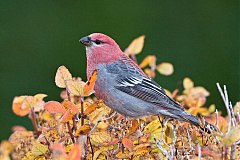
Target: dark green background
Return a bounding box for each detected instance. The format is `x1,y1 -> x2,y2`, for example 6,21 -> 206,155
0,1 -> 239,140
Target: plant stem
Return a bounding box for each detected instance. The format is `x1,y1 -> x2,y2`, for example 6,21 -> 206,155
80,97 -> 84,126
67,122 -> 75,143
30,108 -> 40,137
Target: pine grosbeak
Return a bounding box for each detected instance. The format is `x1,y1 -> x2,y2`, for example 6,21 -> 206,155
80,33 -> 216,133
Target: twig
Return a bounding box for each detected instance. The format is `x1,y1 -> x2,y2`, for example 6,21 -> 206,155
215,109 -> 219,128
216,83 -> 231,133
67,122 -> 75,143
197,144 -> 201,160
30,107 -> 40,137
80,97 -> 84,126
87,135 -> 94,160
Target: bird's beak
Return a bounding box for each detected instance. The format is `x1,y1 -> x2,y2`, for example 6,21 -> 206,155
79,36 -> 92,46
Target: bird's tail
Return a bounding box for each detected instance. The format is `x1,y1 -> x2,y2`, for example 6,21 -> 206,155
179,111 -> 219,134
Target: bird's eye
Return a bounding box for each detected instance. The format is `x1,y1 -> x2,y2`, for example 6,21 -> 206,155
95,40 -> 102,45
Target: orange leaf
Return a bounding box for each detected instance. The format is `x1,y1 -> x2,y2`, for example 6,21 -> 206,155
130,120 -> 139,133
83,70 -> 97,96
75,124 -> 91,136
125,35 -> 145,55
122,138 -> 134,151
139,55 -> 156,68
68,144 -> 82,160
44,101 -> 66,114
144,68 -> 155,78
60,112 -> 72,123
84,102 -> 98,115
50,143 -> 66,160
62,100 -> 79,115
12,96 -> 30,116
55,66 -> 72,88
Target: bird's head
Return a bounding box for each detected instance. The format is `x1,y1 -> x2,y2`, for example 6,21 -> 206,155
79,33 -> 123,64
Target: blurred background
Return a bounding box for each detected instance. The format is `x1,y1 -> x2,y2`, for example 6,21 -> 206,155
0,0 -> 239,140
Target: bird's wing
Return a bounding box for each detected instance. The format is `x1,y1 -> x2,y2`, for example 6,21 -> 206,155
115,76 -> 181,109
106,57 -> 182,110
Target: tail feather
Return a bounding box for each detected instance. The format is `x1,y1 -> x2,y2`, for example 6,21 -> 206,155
169,109 -> 219,134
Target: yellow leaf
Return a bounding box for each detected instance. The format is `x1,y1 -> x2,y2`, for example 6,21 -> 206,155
34,94 -> 47,103
125,35 -> 145,55
97,122 -> 108,130
183,77 -> 194,89
133,143 -> 151,151
66,79 -> 85,96
144,119 -> 161,133
83,70 -> 97,96
93,148 -> 105,160
116,151 -> 131,159
139,55 -> 156,68
143,119 -> 162,142
134,147 -> 149,157
222,126 -> 240,147
208,104 -> 216,113
91,132 -> 111,144
234,102 -> 240,114
55,66 -> 72,88
157,62 -> 174,76
32,142 -> 48,156
0,141 -> 13,156
75,124 -> 91,136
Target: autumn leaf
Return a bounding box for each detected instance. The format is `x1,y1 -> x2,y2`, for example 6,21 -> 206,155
183,77 -> 194,89
184,86 -> 210,97
83,70 -> 97,96
44,101 -> 66,114
125,35 -> 145,55
116,151 -> 131,159
12,126 -> 27,132
129,120 -> 139,133
91,132 -> 112,145
139,55 -> 156,68
122,138 -> 134,151
32,142 -> 48,156
75,124 -> 91,136
62,100 -> 79,115
50,143 -> 66,160
66,79 -> 85,96
12,96 -> 29,116
222,126 -> 240,146
67,144 -> 82,160
84,101 -> 98,115
55,65 -> 72,88
156,62 -> 174,76
233,102 -> 240,114
144,68 -> 156,78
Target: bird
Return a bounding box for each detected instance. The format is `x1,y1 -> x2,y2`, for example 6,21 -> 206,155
79,33 -> 216,133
